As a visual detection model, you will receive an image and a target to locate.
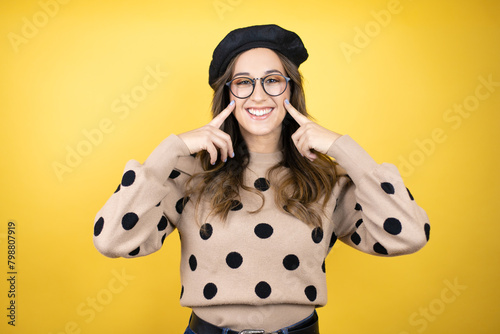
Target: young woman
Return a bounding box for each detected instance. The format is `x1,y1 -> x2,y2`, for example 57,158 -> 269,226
93,24 -> 430,334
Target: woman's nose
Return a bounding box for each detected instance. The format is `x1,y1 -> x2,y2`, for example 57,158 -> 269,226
250,79 -> 267,101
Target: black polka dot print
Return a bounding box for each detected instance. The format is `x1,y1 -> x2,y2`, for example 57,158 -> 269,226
381,182 -> 395,194
122,212 -> 139,230
374,242 -> 388,255
254,223 -> 273,239
407,188 -> 414,200
355,218 -> 363,228
333,198 -> 338,212
128,247 -> 140,256
355,203 -> 362,211
255,281 -> 272,299
180,285 -> 184,299
156,201 -> 161,207
121,170 -> 136,187
226,252 -> 243,269
175,197 -> 190,214
322,260 -> 326,273
157,215 -> 168,231
230,200 -> 243,211
351,231 -> 361,245
169,170 -> 181,179
94,217 -> 104,237
114,184 -> 120,193
189,255 -> 197,271
424,223 -> 431,241
200,223 -> 213,240
203,283 -> 217,300
311,227 -> 324,244
283,254 -> 300,271
384,218 -> 402,235
161,233 -> 166,244
305,285 -> 317,302
329,231 -> 337,248
254,178 -> 270,191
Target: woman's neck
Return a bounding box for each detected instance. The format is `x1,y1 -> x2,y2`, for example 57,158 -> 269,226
241,132 -> 281,153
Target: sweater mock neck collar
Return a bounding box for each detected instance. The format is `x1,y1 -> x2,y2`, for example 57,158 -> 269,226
248,150 -> 283,166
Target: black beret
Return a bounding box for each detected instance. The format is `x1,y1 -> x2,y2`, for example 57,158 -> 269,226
208,24 -> 308,86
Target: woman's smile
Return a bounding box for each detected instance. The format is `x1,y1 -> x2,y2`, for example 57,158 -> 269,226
245,107 -> 274,117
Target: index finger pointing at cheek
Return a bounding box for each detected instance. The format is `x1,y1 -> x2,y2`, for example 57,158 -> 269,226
284,99 -> 308,126
210,100 -> 235,128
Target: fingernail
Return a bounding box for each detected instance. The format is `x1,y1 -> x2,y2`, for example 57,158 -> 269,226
211,161 -> 215,165
231,152 -> 235,158
230,100 -> 235,106
285,99 -> 290,105
223,158 -> 227,162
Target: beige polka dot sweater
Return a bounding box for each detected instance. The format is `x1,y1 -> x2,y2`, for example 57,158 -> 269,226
93,134 -> 430,307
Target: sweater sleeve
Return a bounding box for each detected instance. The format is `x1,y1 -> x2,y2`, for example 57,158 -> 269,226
328,135 -> 430,256
93,134 -> 194,258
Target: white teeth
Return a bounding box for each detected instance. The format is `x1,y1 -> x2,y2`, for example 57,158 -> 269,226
247,108 -> 272,116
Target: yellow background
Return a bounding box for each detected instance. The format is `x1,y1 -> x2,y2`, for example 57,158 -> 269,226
1,0 -> 499,333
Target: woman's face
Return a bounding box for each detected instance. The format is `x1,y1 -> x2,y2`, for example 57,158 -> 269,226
229,48 -> 290,146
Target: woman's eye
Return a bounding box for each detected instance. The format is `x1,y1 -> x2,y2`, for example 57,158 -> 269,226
265,77 -> 281,84
235,79 -> 252,86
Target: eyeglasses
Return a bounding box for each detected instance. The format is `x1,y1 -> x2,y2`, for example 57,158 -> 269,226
226,74 -> 291,99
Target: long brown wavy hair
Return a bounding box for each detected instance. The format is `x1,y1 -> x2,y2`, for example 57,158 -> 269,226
185,50 -> 338,228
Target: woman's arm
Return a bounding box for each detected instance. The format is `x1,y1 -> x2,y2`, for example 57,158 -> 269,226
93,101 -> 236,258
93,134 -> 193,258
329,135 -> 429,256
284,100 -> 430,256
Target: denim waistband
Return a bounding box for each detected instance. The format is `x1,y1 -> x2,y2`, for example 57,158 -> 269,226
187,310 -> 319,334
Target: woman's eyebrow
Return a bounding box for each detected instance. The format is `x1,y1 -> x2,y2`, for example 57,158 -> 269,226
233,72 -> 250,77
233,69 -> 284,78
265,69 -> 283,75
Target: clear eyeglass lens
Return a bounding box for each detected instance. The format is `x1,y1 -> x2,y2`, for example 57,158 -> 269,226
230,74 -> 287,98
263,75 -> 286,96
231,77 -> 253,98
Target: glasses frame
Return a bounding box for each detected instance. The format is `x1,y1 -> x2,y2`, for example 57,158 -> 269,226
225,74 -> 291,99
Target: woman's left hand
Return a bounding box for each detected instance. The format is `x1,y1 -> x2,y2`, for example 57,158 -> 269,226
284,99 -> 342,161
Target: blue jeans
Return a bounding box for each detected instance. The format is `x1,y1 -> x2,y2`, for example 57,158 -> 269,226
183,327 -> 195,334
184,310 -> 317,334
184,324 -> 232,334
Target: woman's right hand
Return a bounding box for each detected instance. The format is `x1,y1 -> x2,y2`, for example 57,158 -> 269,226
178,101 -> 235,165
